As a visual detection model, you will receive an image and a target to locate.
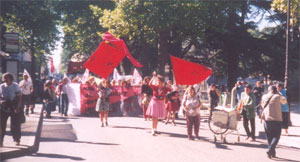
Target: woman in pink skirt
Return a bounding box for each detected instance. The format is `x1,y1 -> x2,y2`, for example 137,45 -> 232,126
146,74 -> 172,135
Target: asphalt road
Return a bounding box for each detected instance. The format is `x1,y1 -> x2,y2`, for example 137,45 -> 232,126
5,111 -> 300,162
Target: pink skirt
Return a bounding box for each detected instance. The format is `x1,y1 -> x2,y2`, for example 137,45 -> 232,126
146,98 -> 167,119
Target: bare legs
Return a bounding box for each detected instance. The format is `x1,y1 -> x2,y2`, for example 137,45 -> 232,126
152,117 -> 158,135
165,111 -> 176,126
99,111 -> 109,127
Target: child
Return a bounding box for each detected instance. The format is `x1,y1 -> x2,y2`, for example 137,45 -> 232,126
165,91 -> 179,126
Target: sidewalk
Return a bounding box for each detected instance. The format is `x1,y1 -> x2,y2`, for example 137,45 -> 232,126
0,104 -> 44,160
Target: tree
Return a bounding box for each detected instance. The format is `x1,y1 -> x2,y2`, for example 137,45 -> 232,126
54,0 -> 115,73
1,0 -> 60,83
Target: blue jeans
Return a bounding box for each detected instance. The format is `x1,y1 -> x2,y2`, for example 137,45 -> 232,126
264,121 -> 282,156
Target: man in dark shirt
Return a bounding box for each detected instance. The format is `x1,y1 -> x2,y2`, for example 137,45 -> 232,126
208,84 -> 220,119
252,81 -> 264,116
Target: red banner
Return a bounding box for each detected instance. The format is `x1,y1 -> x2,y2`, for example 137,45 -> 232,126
170,55 -> 212,85
67,61 -> 85,74
84,42 -> 125,79
109,86 -> 141,104
102,32 -> 143,68
80,83 -> 99,114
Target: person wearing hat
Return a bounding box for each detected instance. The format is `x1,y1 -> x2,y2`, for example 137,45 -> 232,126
240,84 -> 256,141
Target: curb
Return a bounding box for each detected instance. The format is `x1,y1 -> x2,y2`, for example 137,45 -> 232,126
0,105 -> 44,160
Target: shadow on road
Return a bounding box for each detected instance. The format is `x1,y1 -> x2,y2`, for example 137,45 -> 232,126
271,157 -> 300,162
31,153 -> 85,161
111,125 -> 149,130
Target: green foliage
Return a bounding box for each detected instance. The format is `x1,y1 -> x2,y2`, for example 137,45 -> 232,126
1,0 -> 60,81
55,0 -> 115,72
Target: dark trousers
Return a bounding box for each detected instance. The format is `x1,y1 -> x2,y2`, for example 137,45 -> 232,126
243,114 -> 255,139
264,121 -> 282,156
209,102 -> 217,118
22,94 -> 31,114
186,115 -> 200,137
56,96 -> 61,113
0,111 -> 21,142
61,94 -> 69,115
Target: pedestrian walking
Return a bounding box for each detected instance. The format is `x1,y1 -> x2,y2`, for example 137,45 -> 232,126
276,83 -> 289,136
252,81 -> 264,116
182,86 -> 201,140
57,77 -> 69,116
43,80 -> 56,118
208,84 -> 220,119
141,76 -> 152,121
261,86 -> 286,158
165,91 -> 179,126
240,84 -> 256,141
96,79 -> 111,127
146,74 -> 171,136
0,72 -> 22,147
19,73 -> 33,116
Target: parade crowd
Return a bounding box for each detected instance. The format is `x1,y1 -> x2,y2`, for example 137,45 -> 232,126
0,71 -> 290,159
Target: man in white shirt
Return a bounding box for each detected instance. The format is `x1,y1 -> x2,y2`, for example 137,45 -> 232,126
19,74 -> 33,115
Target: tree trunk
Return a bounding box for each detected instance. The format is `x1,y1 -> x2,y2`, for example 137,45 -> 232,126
158,30 -> 169,77
30,37 -> 36,86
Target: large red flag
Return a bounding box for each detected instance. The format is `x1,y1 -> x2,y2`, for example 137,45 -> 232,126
50,57 -> 55,73
170,55 -> 212,85
102,32 -> 143,67
84,42 -> 125,79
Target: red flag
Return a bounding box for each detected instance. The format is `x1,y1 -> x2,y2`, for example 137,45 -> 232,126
50,57 -> 55,73
102,32 -> 143,67
170,55 -> 212,85
84,42 -> 125,79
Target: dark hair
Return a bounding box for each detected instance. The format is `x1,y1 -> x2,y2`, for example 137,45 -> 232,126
143,76 -> 150,82
277,83 -> 283,88
245,84 -> 252,89
2,72 -> 14,82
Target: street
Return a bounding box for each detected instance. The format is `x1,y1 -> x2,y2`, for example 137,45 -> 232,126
5,111 -> 300,162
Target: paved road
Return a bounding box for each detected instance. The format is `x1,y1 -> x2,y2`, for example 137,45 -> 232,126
5,110 -> 300,162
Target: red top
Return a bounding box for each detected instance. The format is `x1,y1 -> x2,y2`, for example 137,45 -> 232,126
149,85 -> 172,98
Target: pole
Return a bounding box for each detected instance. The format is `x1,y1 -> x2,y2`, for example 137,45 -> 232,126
284,0 -> 291,125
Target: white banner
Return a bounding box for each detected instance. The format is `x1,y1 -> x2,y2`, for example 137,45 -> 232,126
67,83 -> 81,115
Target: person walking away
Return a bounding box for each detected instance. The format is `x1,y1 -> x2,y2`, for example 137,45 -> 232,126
19,74 -> 33,116
43,80 -> 56,118
146,74 -> 171,135
240,84 -> 256,141
276,83 -> 289,136
165,91 -> 179,126
0,73 -> 22,146
261,86 -> 286,158
182,86 -> 201,140
208,84 -> 220,119
252,81 -> 264,116
141,76 -> 152,121
96,80 -> 111,127
58,77 -> 69,116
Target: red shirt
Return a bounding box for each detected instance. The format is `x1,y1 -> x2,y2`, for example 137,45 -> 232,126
150,85 -> 172,98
